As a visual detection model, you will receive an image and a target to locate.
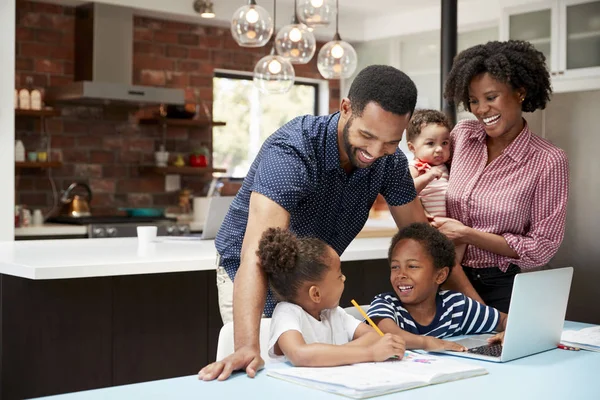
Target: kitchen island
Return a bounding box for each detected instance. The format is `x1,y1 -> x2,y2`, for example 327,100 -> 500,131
0,236 -> 395,400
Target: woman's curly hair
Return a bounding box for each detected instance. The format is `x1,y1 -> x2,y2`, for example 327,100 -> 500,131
444,40 -> 552,113
257,227 -> 330,301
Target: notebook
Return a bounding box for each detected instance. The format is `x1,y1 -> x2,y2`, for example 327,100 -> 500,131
434,267 -> 574,363
266,351 -> 487,399
561,326 -> 600,352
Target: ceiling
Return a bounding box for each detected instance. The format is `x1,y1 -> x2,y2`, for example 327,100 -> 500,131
37,0 -> 536,42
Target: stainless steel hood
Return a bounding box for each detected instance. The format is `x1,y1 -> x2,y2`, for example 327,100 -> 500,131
45,3 -> 184,106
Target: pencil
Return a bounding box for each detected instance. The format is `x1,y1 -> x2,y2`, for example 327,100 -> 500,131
351,299 -> 384,336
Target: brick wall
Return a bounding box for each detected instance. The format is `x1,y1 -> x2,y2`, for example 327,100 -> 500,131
15,0 -> 341,216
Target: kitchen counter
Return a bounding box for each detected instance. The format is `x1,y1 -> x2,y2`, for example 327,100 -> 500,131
0,236 -> 394,280
15,223 -> 88,237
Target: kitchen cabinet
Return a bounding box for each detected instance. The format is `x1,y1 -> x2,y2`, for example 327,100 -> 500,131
501,0 -> 600,93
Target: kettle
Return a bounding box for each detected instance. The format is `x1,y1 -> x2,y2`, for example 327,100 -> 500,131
60,182 -> 92,217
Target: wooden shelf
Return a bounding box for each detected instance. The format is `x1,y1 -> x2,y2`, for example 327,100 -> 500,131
15,109 -> 60,117
16,161 -> 62,169
142,166 -> 227,175
138,117 -> 226,127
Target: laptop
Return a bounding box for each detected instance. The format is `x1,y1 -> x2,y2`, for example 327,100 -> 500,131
434,267 -> 573,363
199,196 -> 235,240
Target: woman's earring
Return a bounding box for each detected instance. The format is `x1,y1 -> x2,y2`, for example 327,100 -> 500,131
520,96 -> 525,103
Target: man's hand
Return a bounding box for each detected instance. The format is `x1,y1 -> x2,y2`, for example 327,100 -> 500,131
198,346 -> 264,381
487,331 -> 505,345
423,336 -> 467,352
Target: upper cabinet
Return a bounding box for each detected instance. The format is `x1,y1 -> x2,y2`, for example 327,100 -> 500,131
501,0 -> 600,93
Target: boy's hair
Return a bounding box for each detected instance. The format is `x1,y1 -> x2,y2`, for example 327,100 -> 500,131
406,109 -> 451,142
257,227 -> 330,302
348,65 -> 418,118
444,40 -> 551,113
388,223 -> 455,272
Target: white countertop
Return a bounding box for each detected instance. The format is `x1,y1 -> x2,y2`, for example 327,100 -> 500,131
0,236 -> 392,280
15,223 -> 88,237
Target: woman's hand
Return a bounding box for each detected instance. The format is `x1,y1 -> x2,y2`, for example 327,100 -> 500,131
431,217 -> 468,242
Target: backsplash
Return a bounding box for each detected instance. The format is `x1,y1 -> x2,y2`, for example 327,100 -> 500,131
15,0 -> 340,215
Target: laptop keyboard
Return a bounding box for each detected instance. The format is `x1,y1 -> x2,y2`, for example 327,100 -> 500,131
468,343 -> 503,357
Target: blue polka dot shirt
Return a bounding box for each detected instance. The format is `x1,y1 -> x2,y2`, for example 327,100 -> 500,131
215,112 -> 417,317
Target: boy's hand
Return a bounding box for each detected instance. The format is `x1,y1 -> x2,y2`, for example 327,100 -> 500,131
423,336 -> 467,352
370,333 -> 406,361
488,331 -> 505,345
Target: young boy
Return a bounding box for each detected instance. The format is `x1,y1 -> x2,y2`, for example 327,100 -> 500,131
367,223 -> 506,350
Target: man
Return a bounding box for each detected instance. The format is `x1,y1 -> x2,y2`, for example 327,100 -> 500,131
199,65 -> 426,381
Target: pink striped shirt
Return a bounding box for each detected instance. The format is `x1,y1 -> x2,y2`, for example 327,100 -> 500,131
447,120 -> 569,271
409,159 -> 448,218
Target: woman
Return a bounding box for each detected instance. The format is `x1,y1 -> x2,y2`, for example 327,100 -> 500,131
435,40 -> 569,313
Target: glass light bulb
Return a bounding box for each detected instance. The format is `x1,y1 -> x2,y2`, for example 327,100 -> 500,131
246,8 -> 259,23
268,59 -> 282,74
289,27 -> 302,42
297,0 -> 335,28
247,30 -> 257,39
311,0 -> 324,7
331,43 -> 344,59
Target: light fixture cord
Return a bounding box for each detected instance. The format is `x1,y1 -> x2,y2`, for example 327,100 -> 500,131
269,0 -> 277,54
333,0 -> 341,40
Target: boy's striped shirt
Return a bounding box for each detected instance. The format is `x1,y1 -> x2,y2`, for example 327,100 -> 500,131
366,290 -> 500,338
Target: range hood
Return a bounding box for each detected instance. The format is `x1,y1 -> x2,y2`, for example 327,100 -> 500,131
45,3 -> 184,106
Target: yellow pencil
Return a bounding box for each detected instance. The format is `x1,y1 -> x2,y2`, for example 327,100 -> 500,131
351,299 -> 385,336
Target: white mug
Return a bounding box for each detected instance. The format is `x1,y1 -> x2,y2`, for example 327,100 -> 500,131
32,209 -> 44,226
137,226 -> 158,243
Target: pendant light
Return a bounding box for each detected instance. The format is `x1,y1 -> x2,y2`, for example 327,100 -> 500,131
253,0 -> 295,94
275,0 -> 316,64
296,0 -> 335,28
317,0 -> 357,79
193,0 -> 215,18
231,0 -> 273,48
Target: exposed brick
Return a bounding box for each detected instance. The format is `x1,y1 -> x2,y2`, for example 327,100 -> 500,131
35,59 -> 63,74
134,29 -> 154,42
19,192 -> 48,207
18,11 -> 41,27
134,55 -> 175,71
154,31 -> 179,44
89,178 -> 116,193
16,57 -> 34,71
36,29 -> 62,44
51,135 -> 76,148
16,27 -> 35,41
103,165 -> 130,178
177,60 -> 200,73
233,52 -> 255,66
31,2 -> 64,14
211,50 -> 232,65
118,178 -> 164,193
91,193 -> 115,207
103,137 -> 124,149
178,33 -> 199,46
62,149 -> 89,163
166,127 -> 189,140
45,119 -> 63,133
16,177 -> 35,190
164,71 -> 188,87
166,45 -> 188,59
76,136 -> 103,148
163,20 -> 196,32
63,61 -> 74,75
127,193 -> 153,206
20,42 -> 52,57
123,138 -> 154,152
50,46 -> 74,60
63,121 -> 89,135
118,151 -> 142,163
189,48 -> 209,60
49,14 -> 74,32
139,70 -> 166,86
74,164 -> 102,178
89,123 -> 117,136
90,150 -> 116,164
49,75 -> 73,86
190,75 -> 212,87
201,36 -> 224,48
134,42 -> 165,56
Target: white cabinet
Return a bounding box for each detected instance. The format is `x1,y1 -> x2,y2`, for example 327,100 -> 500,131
501,0 -> 600,93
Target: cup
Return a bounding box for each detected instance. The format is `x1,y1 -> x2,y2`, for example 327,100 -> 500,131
37,151 -> 48,162
155,151 -> 169,167
32,209 -> 44,226
27,151 -> 38,162
137,226 -> 158,244
193,197 -> 210,226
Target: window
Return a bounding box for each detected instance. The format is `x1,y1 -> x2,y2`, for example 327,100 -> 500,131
212,72 -> 319,177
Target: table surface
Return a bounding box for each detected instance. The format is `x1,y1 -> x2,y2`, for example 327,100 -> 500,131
37,321 -> 600,400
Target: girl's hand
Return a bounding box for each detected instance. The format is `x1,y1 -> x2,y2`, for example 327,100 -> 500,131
431,217 -> 468,242
426,166 -> 445,180
369,334 -> 406,361
488,331 -> 506,345
423,336 -> 467,352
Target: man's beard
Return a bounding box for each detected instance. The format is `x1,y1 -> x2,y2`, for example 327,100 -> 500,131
342,117 -> 362,169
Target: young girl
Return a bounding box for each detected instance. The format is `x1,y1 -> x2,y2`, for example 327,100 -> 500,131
259,227 -> 405,366
367,223 -> 506,349
407,110 -> 468,284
